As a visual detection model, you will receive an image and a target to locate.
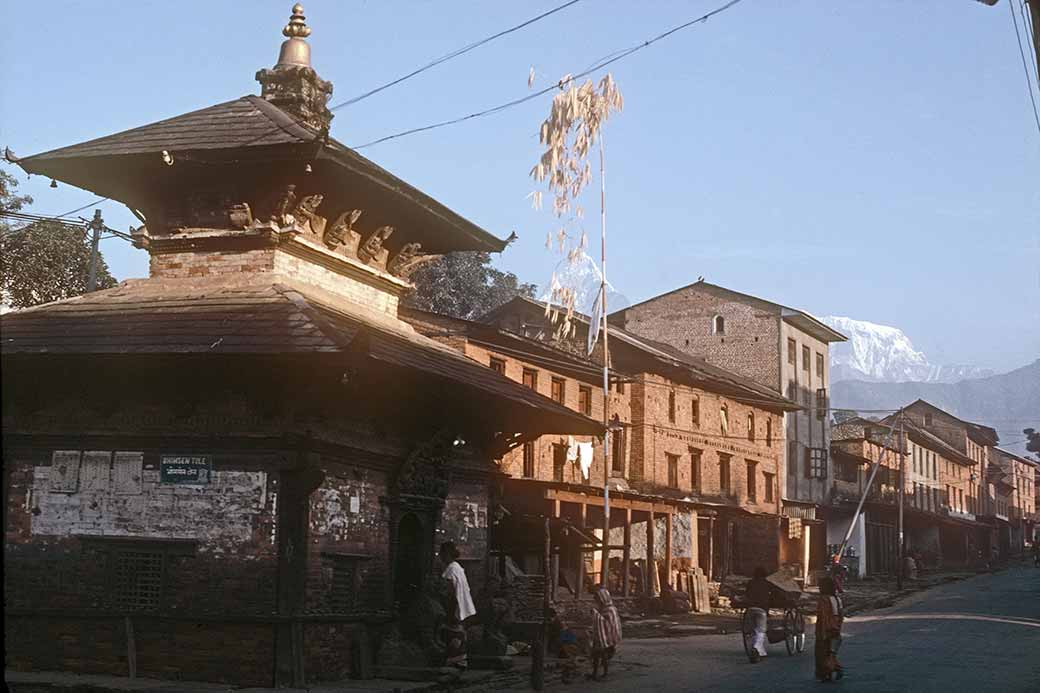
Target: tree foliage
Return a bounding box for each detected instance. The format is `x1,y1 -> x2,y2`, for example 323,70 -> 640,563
1024,428 -> 1040,460
404,252 -> 535,320
1,168 -> 117,308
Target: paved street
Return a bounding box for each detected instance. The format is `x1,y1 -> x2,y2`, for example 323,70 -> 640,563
497,565 -> 1040,692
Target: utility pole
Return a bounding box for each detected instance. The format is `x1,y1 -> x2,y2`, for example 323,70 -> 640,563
86,209 -> 104,292
896,412 -> 906,590
599,139 -> 612,589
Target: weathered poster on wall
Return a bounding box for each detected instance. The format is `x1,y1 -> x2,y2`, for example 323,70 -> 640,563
160,455 -> 212,484
49,450 -> 82,493
113,452 -> 144,494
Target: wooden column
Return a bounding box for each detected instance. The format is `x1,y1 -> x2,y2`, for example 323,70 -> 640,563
645,510 -> 655,596
707,516 -> 715,581
665,512 -> 673,590
577,503 -> 587,599
621,508 -> 632,597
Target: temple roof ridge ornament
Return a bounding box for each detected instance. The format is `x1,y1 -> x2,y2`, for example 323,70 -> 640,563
257,3 -> 333,132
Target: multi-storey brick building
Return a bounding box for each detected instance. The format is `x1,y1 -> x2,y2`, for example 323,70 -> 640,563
883,400 -> 1001,561
406,296 -> 805,602
990,447 -> 1037,556
609,281 -> 847,535
1,6 -> 599,687
829,414 -> 983,576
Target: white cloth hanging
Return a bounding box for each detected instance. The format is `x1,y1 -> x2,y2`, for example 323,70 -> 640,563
577,441 -> 594,480
442,560 -> 477,621
566,435 -> 578,462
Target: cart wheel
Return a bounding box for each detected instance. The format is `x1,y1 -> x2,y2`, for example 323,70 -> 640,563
741,608 -> 756,661
784,608 -> 806,655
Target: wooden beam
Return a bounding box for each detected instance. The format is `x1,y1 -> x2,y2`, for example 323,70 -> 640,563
577,503 -> 587,600
622,508 -> 632,597
544,487 -> 681,514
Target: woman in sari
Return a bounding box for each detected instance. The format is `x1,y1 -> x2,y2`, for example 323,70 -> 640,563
815,576 -> 844,682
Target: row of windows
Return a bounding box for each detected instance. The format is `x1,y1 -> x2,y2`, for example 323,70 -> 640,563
668,449 -> 774,503
499,360 -> 602,417
787,338 -> 825,379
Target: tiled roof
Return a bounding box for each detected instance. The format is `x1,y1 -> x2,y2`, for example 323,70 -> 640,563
16,97 -> 311,160
479,296 -> 800,412
13,97 -> 507,254
611,280 -> 847,344
0,277 -> 602,436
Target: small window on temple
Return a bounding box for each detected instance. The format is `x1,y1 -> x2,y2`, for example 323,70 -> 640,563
747,412 -> 755,442
551,377 -> 565,404
691,397 -> 700,428
713,315 -> 725,335
668,390 -> 676,423
578,385 -> 592,416
113,549 -> 164,613
489,357 -> 506,374
522,368 -> 538,390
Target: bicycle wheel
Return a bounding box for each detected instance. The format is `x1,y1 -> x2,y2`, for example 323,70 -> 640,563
783,609 -> 797,655
784,608 -> 806,655
741,608 -> 755,661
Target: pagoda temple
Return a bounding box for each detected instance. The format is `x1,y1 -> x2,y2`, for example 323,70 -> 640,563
2,5 -> 599,686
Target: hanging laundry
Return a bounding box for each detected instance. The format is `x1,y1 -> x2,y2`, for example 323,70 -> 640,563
577,441 -> 594,480
566,435 -> 578,462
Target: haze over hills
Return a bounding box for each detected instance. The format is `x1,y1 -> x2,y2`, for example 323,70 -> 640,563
822,316 -> 994,384
831,359 -> 1040,457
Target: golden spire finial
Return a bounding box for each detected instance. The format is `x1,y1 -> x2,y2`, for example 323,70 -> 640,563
283,4 -> 311,39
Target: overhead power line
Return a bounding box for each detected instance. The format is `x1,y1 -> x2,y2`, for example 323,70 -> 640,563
331,0 -> 583,110
353,0 -> 745,149
1010,0 -> 1040,135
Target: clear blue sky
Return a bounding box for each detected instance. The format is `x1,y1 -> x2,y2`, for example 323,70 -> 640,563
2,1 -> 1037,372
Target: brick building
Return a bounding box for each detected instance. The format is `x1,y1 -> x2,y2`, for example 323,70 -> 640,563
609,281 -> 846,573
829,415 -> 983,576
2,6 -> 599,687
406,295 -> 804,602
884,400 -> 1001,562
990,447 -> 1037,556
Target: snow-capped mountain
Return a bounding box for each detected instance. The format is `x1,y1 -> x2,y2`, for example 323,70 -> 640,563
822,316 -> 994,384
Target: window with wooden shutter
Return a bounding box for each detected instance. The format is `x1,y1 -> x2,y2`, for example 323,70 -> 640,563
668,390 -> 676,423
578,386 -> 592,416
551,377 -> 565,404
523,442 -> 535,478
746,460 -> 758,501
719,453 -> 732,495
522,368 -> 538,390
489,357 -> 506,374
691,397 -> 700,428
667,453 -> 679,488
690,448 -> 702,493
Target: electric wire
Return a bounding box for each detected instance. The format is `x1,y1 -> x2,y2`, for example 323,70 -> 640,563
331,0 -> 583,110
1010,0 -> 1040,135
352,0 -> 745,149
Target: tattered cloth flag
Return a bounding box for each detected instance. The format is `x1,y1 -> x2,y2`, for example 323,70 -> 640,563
587,289 -> 603,356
